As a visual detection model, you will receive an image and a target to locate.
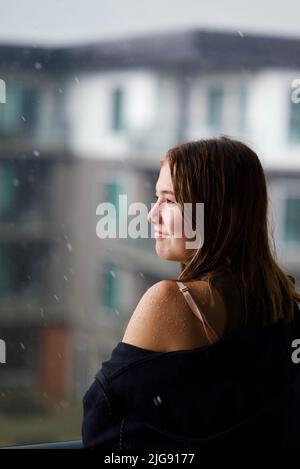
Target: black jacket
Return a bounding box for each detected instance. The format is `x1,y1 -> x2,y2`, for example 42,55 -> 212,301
82,299 -> 300,449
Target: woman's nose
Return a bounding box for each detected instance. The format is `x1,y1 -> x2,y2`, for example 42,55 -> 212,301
147,201 -> 160,224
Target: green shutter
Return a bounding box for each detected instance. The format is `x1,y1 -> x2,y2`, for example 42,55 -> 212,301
0,85 -> 22,135
22,88 -> 38,127
102,266 -> 119,313
283,197 -> 300,243
207,88 -> 223,128
104,182 -> 122,221
0,85 -> 39,135
289,99 -> 300,142
0,247 -> 12,296
239,84 -> 247,134
0,163 -> 17,216
112,88 -> 125,131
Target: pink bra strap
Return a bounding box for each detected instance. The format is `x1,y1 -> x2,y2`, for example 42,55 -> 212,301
176,281 -> 219,344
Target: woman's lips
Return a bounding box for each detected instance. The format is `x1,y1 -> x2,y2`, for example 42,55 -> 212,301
155,231 -> 169,239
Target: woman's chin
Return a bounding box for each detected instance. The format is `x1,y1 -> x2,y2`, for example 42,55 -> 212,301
155,243 -> 177,261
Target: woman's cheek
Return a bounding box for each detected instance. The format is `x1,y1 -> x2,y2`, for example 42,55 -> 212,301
159,206 -> 171,234
165,207 -> 184,239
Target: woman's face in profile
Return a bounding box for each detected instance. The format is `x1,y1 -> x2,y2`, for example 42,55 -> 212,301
147,160 -> 196,263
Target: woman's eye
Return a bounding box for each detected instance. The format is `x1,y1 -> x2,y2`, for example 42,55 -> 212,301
154,196 -> 174,205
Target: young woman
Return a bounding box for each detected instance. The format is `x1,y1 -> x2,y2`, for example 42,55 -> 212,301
82,136 -> 300,449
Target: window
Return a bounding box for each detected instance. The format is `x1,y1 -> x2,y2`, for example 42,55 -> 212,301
239,83 -> 247,134
0,159 -> 52,223
111,87 -> 125,132
207,87 -> 224,128
288,96 -> 300,142
0,84 -> 39,137
0,248 -> 13,295
0,242 -> 51,300
0,163 -> 17,218
1,0 -> 300,451
101,263 -> 120,312
0,326 -> 40,372
283,197 -> 300,244
104,181 -> 122,217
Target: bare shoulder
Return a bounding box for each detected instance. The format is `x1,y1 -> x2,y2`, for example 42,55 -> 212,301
122,280 -> 176,352
122,279 -> 220,352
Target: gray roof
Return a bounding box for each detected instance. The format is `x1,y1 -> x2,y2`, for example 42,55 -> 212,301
1,28 -> 300,74
65,29 -> 300,71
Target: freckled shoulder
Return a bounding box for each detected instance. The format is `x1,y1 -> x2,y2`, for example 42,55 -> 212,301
122,280 -> 176,352
122,280 -> 217,352
145,279 -> 226,352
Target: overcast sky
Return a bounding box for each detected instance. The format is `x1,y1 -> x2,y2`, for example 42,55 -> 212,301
0,0 -> 299,47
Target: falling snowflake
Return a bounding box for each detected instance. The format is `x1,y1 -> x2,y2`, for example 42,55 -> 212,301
59,400 -> 70,408
153,395 -> 162,406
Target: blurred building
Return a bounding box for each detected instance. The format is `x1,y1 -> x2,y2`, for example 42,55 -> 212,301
0,29 -> 300,400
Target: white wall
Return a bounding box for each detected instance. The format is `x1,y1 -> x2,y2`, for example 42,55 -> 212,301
65,69 -> 158,159
65,66 -> 300,169
188,71 -> 253,140
245,68 -> 300,169
187,68 -> 300,170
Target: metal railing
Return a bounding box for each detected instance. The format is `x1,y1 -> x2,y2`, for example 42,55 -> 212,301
1,440 -> 83,449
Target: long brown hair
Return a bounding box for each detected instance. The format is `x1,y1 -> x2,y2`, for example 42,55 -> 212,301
164,136 -> 300,327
